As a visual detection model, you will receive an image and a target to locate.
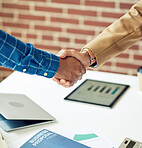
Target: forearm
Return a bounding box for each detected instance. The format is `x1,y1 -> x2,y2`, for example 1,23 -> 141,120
0,30 -> 59,78
83,0 -> 142,66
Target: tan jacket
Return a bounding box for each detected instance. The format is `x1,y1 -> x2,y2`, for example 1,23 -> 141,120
84,0 -> 142,67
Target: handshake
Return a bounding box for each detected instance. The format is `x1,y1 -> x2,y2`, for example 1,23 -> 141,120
53,49 -> 92,88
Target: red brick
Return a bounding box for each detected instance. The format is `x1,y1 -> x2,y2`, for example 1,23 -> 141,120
27,34 -> 37,39
116,53 -> 129,58
120,3 -> 133,9
35,25 -> 62,32
52,0 -> 80,5
0,12 -> 14,18
116,63 -> 139,69
84,20 -> 111,27
11,32 -> 22,38
2,3 -> 29,10
58,37 -> 70,42
51,17 -> 79,24
42,35 -> 53,41
68,9 -> 97,17
20,0 -> 46,2
129,45 -> 139,50
75,39 -> 86,44
0,0 -> 139,77
19,14 -> 45,21
102,12 -> 124,18
134,55 -> 142,60
35,6 -> 62,13
103,62 -> 111,66
67,28 -> 95,36
35,44 -> 61,50
85,0 -> 115,8
3,22 -> 29,29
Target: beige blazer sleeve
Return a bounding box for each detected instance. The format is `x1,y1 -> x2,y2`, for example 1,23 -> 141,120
83,0 -> 142,67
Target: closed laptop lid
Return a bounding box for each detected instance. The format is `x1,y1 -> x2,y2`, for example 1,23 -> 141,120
0,93 -> 55,120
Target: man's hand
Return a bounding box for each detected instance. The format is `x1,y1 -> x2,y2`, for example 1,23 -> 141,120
57,49 -> 90,68
53,56 -> 86,87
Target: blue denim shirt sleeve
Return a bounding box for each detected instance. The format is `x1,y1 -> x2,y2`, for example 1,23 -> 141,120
0,30 -> 60,78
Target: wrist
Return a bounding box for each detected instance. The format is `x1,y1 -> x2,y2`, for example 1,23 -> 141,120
55,58 -> 63,78
81,47 -> 97,67
80,50 -> 91,68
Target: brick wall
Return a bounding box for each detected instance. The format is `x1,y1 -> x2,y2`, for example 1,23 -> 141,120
0,0 -> 141,81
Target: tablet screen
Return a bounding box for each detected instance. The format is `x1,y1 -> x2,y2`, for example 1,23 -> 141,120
64,79 -> 129,108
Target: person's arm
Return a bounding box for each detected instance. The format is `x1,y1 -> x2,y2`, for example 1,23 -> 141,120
57,0 -> 142,69
0,30 -> 59,78
54,0 -> 142,86
0,30 -> 85,86
83,0 -> 142,67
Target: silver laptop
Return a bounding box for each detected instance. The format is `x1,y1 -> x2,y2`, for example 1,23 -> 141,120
0,93 -> 55,132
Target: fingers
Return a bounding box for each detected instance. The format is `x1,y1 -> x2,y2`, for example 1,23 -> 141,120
57,49 -> 90,68
57,49 -> 69,58
81,63 -> 86,75
53,50 -> 87,88
57,49 -> 79,60
68,62 -> 86,86
57,49 -> 76,58
52,77 -> 61,86
52,77 -> 60,83
52,77 -> 71,88
60,79 -> 71,88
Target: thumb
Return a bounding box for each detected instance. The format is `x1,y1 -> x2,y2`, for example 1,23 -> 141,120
58,49 -> 75,59
57,49 -> 68,58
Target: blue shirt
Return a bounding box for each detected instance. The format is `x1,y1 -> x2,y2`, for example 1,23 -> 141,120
0,30 -> 60,78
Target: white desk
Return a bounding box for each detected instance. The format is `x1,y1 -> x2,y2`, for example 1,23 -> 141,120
0,71 -> 142,147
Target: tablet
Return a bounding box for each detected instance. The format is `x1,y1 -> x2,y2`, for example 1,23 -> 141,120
64,79 -> 129,108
